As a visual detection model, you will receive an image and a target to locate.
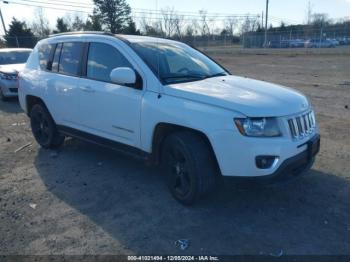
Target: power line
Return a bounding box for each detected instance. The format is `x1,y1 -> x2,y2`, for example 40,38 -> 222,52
17,0 -> 93,9
4,0 -> 261,23
4,0 -> 304,26
5,0 -> 299,29
5,0 -> 260,19
4,0 -> 91,13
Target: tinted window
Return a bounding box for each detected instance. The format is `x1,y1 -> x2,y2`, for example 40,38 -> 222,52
87,42 -> 132,82
51,43 -> 62,72
38,44 -> 54,70
0,51 -> 31,65
59,42 -> 83,76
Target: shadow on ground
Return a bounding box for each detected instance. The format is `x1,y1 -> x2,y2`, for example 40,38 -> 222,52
0,98 -> 23,114
33,138 -> 350,255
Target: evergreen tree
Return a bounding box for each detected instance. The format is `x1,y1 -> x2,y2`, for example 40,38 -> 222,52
84,12 -> 103,31
53,18 -> 70,34
93,0 -> 135,33
5,17 -> 35,48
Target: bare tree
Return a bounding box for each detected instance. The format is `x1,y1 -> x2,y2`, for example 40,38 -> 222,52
224,17 -> 238,36
31,8 -> 50,37
312,13 -> 331,27
161,7 -> 176,37
191,19 -> 200,36
240,16 -> 259,34
140,13 -> 165,37
173,13 -> 184,38
208,17 -> 216,39
185,24 -> 195,37
198,10 -> 210,37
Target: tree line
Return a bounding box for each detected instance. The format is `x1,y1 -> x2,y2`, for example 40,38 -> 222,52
3,0 -> 139,48
2,0 -> 350,48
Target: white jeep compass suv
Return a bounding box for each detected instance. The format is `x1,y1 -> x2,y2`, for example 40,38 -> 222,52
19,32 -> 320,205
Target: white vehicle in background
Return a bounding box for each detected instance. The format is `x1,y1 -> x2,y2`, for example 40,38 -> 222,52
305,39 -> 336,48
0,48 -> 32,101
18,32 -> 320,205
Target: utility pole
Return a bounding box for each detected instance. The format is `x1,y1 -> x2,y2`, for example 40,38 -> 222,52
0,7 -> 6,34
264,0 -> 269,47
261,11 -> 264,28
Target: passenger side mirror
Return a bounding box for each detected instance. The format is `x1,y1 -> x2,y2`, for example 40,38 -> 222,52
110,67 -> 136,86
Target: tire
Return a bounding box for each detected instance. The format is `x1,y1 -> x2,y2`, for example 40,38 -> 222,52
162,131 -> 217,205
0,87 -> 8,101
30,104 -> 65,149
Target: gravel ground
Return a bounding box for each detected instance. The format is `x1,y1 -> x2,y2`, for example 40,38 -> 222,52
0,49 -> 350,255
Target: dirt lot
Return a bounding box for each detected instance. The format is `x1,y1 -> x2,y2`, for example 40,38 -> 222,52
1,48 -> 350,255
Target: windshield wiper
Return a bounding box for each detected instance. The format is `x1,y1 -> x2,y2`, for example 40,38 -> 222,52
204,72 -> 228,79
162,74 -> 207,80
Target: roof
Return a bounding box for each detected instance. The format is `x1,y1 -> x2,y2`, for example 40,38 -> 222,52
48,31 -> 179,45
0,48 -> 32,52
118,34 -> 179,44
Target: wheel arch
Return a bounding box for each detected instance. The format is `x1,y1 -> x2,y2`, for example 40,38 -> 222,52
151,122 -> 221,173
26,95 -> 47,116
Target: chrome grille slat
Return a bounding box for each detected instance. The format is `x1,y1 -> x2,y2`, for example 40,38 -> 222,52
292,118 -> 299,137
288,111 -> 315,140
288,120 -> 297,138
296,117 -> 303,135
300,116 -> 306,135
304,114 -> 310,131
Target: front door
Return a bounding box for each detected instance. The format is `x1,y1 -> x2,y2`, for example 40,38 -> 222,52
77,41 -> 143,148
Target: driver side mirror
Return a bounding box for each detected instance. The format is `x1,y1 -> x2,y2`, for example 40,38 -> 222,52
110,67 -> 136,86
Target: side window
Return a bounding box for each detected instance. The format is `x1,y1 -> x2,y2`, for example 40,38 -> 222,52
51,43 -> 62,72
87,42 -> 132,82
59,42 -> 83,76
38,43 -> 54,70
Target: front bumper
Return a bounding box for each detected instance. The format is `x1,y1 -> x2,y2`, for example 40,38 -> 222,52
254,134 -> 320,183
0,79 -> 18,97
210,128 -> 320,178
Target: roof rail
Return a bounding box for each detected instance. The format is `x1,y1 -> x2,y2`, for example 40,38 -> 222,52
49,31 -> 115,38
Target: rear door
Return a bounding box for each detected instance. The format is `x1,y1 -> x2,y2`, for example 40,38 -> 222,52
46,41 -> 85,127
77,40 -> 144,148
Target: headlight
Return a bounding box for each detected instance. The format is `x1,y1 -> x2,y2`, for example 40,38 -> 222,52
234,117 -> 281,137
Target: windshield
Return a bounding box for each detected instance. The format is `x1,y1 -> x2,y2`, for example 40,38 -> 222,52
0,51 -> 31,65
131,42 -> 229,84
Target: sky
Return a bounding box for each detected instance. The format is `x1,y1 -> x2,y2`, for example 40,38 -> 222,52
0,0 -> 349,35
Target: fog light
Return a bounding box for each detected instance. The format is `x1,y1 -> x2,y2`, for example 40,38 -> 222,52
256,156 -> 278,169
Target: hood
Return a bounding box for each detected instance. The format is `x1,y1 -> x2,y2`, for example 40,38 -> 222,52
0,63 -> 25,74
164,75 -> 310,117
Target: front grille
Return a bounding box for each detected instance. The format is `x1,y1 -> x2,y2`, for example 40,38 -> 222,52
288,111 -> 316,139
9,88 -> 18,93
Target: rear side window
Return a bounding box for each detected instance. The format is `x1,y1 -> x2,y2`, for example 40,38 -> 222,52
38,44 -> 54,70
51,43 -> 62,72
59,42 -> 83,76
87,42 -> 132,82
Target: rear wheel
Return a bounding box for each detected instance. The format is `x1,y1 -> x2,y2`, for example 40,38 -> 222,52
30,104 -> 65,149
162,131 -> 217,205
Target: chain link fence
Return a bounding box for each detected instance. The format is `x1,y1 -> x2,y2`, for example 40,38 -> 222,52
1,27 -> 350,56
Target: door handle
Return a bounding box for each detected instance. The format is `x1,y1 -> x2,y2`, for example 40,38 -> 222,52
80,86 -> 95,93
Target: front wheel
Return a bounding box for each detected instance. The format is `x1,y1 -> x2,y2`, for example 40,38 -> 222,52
162,131 -> 217,205
30,104 -> 65,149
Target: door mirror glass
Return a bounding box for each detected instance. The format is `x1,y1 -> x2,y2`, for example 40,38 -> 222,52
110,67 -> 136,85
